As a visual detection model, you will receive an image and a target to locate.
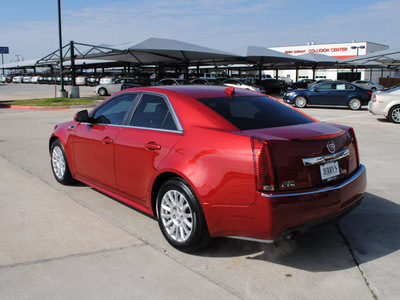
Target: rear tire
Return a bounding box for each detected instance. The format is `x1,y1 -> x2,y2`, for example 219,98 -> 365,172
157,178 -> 212,253
388,105 -> 400,124
348,98 -> 361,110
294,96 -> 307,108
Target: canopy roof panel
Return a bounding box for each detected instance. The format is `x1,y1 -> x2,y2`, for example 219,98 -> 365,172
341,48 -> 400,66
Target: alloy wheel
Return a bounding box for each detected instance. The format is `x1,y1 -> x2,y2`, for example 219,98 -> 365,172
52,146 -> 65,180
160,190 -> 193,242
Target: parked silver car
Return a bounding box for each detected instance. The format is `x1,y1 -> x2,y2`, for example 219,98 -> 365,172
353,80 -> 384,91
368,86 -> 400,123
94,77 -> 137,96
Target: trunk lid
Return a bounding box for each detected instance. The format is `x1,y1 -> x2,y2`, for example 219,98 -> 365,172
244,122 -> 359,192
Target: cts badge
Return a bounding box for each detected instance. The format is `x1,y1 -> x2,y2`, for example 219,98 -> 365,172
327,141 -> 335,153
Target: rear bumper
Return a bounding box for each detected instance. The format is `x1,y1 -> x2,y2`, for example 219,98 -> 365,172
368,100 -> 387,116
207,165 -> 366,241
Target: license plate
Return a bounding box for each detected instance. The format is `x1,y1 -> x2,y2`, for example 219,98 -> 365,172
320,161 -> 340,181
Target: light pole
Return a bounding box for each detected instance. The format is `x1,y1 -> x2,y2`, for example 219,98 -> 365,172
351,45 -> 366,80
57,0 -> 68,97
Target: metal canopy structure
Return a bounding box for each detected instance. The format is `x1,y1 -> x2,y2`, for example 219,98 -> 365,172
296,53 -> 339,65
37,38 -> 242,67
245,46 -> 310,64
122,38 -> 241,65
6,38 -> 396,82
228,46 -> 315,79
37,41 -> 121,66
341,48 -> 400,66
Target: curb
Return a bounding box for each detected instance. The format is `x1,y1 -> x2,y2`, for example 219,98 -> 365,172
0,103 -> 98,111
0,104 -> 69,110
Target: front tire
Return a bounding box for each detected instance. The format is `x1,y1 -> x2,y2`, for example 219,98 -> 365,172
388,105 -> 400,124
294,96 -> 307,108
98,88 -> 107,96
157,178 -> 212,253
348,98 -> 361,110
51,139 -> 74,185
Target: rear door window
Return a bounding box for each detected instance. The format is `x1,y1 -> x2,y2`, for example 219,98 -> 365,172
130,94 -> 178,130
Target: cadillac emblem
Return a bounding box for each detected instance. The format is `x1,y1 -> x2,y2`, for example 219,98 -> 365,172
327,141 -> 336,153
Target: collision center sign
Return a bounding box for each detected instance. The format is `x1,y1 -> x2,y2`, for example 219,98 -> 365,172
268,42 -> 371,59
0,47 -> 9,54
284,47 -> 348,55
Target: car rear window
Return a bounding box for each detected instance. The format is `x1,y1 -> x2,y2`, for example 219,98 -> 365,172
197,96 -> 314,130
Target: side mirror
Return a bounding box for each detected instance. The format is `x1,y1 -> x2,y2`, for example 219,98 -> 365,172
74,110 -> 90,122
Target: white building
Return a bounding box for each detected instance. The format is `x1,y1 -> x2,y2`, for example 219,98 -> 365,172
265,41 -> 389,82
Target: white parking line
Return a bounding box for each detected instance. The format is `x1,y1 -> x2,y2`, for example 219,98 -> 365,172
321,112 -> 371,121
333,121 -> 398,126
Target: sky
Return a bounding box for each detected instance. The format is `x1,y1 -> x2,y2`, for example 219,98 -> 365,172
1,0 -> 400,63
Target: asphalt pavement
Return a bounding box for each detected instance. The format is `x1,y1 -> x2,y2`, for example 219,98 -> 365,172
0,84 -> 399,299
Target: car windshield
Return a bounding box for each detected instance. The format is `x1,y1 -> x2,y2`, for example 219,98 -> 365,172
197,96 -> 314,130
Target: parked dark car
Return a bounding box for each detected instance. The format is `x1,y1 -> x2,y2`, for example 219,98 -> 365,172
247,78 -> 295,95
292,79 -> 316,89
6,75 -> 14,83
222,78 -> 265,93
283,81 -> 373,110
121,78 -> 158,90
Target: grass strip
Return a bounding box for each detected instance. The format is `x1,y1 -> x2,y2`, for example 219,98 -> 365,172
0,97 -> 105,107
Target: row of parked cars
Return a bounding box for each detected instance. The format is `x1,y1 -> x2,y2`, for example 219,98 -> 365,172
0,74 -> 102,86
93,76 -> 296,97
93,76 -> 399,124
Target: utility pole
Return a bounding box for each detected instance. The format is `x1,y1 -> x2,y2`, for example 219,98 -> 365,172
57,0 -> 68,97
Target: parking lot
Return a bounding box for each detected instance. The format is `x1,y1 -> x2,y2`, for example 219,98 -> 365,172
0,84 -> 399,299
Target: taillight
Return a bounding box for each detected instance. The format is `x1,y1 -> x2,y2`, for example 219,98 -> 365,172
252,138 -> 275,192
367,91 -> 373,96
349,127 -> 360,167
372,95 -> 377,102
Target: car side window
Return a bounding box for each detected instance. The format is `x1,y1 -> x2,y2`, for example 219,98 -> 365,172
92,94 -> 136,125
336,83 -> 347,90
345,84 -> 355,90
130,94 -> 177,130
318,83 -> 334,90
161,79 -> 176,85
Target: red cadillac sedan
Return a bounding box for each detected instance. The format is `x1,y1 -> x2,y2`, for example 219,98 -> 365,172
49,85 -> 366,252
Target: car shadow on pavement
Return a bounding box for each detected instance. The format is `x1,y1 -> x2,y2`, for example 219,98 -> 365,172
197,192 -> 400,272
302,105 -> 368,111
376,117 -> 392,123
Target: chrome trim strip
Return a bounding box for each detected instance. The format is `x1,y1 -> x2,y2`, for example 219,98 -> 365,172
302,149 -> 350,166
262,164 -> 365,198
79,122 -> 183,134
